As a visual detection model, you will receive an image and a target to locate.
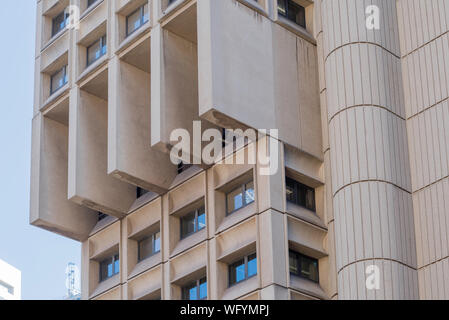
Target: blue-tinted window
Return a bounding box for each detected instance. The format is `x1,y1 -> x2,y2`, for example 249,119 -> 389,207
99,254 -> 119,282
229,253 -> 257,286
138,231 -> 161,262
50,65 -> 68,94
181,206 -> 206,239
226,180 -> 255,215
52,10 -> 69,36
126,3 -> 149,36
182,277 -> 207,300
87,35 -> 107,67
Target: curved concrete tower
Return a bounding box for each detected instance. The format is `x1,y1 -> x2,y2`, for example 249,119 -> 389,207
316,0 -> 419,299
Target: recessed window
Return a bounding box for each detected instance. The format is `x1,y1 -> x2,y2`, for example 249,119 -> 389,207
286,177 -> 316,212
99,254 -> 119,282
226,180 -> 255,215
138,231 -> 161,262
182,277 -> 207,300
180,206 -> 206,239
289,251 -> 319,283
52,9 -> 70,37
229,253 -> 257,286
278,0 -> 306,28
50,65 -> 68,94
126,4 -> 149,37
87,35 -> 107,67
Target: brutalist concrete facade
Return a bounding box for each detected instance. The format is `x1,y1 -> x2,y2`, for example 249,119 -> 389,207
30,0 -> 449,300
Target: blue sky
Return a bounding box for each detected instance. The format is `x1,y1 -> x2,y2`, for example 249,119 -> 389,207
0,1 -> 81,299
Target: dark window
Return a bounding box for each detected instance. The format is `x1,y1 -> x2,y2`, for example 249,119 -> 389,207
229,253 -> 257,286
278,0 -> 306,28
87,0 -> 97,9
98,212 -> 108,221
177,162 -> 192,174
99,254 -> 119,282
87,35 -> 107,67
50,65 -> 68,94
289,251 -> 319,283
126,4 -> 149,36
136,187 -> 149,198
180,206 -> 206,239
226,181 -> 255,215
52,9 -> 70,36
286,177 -> 316,212
182,277 -> 207,300
138,231 -> 161,261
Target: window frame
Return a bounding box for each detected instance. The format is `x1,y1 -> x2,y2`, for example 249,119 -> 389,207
50,65 -> 68,95
225,180 -> 255,216
228,253 -> 257,287
52,9 -> 70,37
180,206 -> 206,240
86,35 -> 107,67
182,277 -> 207,300
125,4 -> 149,37
277,0 -> 306,28
99,254 -> 119,282
137,231 -> 161,262
285,177 -> 316,212
289,250 -> 319,283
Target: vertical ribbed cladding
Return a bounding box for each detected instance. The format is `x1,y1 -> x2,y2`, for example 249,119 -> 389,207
397,0 -> 449,299
317,0 -> 418,299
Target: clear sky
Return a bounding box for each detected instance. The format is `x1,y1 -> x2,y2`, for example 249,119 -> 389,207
0,1 -> 81,300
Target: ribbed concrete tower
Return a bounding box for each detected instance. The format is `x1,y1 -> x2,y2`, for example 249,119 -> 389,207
316,0 -> 419,299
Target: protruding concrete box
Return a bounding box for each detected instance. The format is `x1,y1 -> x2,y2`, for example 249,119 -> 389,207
151,2 -> 218,163
197,0 -> 322,158
68,80 -> 136,218
108,34 -> 178,194
30,108 -> 97,242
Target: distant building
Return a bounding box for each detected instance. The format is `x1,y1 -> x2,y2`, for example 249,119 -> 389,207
64,263 -> 81,300
0,259 -> 21,300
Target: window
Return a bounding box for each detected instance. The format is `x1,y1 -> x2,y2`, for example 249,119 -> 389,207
289,251 -> 319,283
277,0 -> 306,28
99,254 -> 119,282
138,231 -> 161,261
87,35 -> 107,67
50,65 -> 68,94
87,0 -> 98,9
126,4 -> 149,36
97,212 -> 108,221
177,162 -> 192,174
286,177 -> 316,212
52,9 -> 70,37
180,206 -> 206,239
136,187 -> 149,198
226,180 -> 255,215
229,253 -> 257,286
182,277 -> 207,300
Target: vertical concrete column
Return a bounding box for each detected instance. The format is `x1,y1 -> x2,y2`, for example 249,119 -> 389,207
318,0 -> 418,299
257,137 -> 289,300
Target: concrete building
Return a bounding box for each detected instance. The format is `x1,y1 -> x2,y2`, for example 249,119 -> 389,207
30,0 -> 449,300
0,260 -> 21,300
